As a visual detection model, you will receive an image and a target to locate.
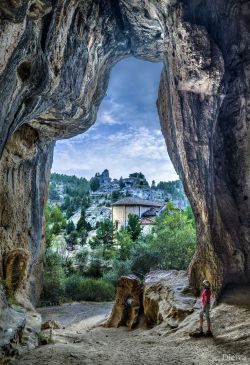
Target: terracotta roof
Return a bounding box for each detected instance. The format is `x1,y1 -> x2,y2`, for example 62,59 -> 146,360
139,217 -> 154,225
112,197 -> 163,207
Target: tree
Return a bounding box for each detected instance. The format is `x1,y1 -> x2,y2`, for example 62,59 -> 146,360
69,231 -> 78,248
76,209 -> 92,232
89,220 -> 114,259
151,202 -> 196,270
129,172 -> 145,179
127,214 -> 142,241
111,190 -> 120,202
66,220 -> 75,234
74,249 -> 88,274
49,182 -> 60,201
119,177 -> 125,189
90,177 -> 100,192
115,227 -> 133,261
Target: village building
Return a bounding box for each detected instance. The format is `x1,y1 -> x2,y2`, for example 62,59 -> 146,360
112,197 -> 163,230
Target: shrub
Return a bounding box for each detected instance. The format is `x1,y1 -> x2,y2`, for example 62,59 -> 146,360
40,251 -> 66,306
130,242 -> 161,278
64,275 -> 115,301
85,257 -> 107,278
103,259 -> 132,285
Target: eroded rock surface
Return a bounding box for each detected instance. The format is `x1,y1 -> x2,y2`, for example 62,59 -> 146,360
105,271 -> 196,330
143,270 -> 196,327
0,0 -> 249,356
105,275 -> 142,330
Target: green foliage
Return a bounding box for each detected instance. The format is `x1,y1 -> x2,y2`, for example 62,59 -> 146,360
129,172 -> 145,179
66,220 -> 75,234
45,205 -> 67,247
151,202 -> 196,270
49,182 -> 60,201
127,214 -> 142,241
74,249 -> 88,274
111,190 -> 121,202
85,258 -> 105,278
49,173 -> 90,218
156,180 -> 185,200
64,275 -> 115,301
76,209 -> 92,232
89,220 -> 114,259
40,251 -> 66,305
90,177 -> 100,192
130,238 -> 161,278
119,177 -> 125,189
103,259 -> 132,285
115,227 -> 133,260
69,230 -> 78,247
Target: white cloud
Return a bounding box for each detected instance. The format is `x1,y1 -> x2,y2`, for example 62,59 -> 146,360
52,124 -> 178,183
52,58 -> 178,183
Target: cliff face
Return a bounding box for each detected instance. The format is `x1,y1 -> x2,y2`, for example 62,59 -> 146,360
0,0 -> 249,334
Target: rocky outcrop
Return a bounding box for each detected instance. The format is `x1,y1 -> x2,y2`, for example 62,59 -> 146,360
104,275 -> 142,330
143,270 -> 196,327
0,0 -> 249,350
105,271 -> 197,329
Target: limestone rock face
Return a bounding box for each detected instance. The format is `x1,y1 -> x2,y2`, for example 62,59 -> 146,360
143,270 -> 196,327
0,0 -> 249,346
105,271 -> 196,329
105,275 -> 142,330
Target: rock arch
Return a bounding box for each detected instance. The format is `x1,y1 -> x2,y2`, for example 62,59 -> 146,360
0,0 -> 249,314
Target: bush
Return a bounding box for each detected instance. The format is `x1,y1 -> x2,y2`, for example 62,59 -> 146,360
40,251 -> 66,306
103,259 -> 132,285
130,242 -> 161,278
64,275 -> 115,301
85,257 -> 107,278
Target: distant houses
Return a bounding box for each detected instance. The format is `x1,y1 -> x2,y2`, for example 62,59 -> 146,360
112,197 -> 163,231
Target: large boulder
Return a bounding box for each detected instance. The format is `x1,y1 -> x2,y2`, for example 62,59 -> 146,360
104,275 -> 142,330
106,271 -> 196,330
143,270 -> 196,328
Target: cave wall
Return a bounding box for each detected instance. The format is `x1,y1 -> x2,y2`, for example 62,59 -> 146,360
0,125 -> 54,306
0,0 -> 249,317
157,0 -> 250,293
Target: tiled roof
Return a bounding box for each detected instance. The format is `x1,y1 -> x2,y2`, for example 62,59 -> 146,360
112,197 -> 163,207
141,207 -> 161,217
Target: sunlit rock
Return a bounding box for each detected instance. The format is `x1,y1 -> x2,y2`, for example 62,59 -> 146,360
143,270 -> 196,327
104,275 -> 142,329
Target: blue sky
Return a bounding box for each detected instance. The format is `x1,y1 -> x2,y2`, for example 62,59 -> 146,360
52,58 -> 178,184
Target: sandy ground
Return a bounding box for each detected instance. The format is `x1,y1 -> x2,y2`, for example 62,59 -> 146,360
13,287 -> 250,365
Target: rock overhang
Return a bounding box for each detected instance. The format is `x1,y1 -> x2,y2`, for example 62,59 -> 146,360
0,2 -> 249,351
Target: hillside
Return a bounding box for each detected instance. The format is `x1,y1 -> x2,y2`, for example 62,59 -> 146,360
49,170 -> 189,222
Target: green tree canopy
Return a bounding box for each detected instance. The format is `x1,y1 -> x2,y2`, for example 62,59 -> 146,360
89,220 -> 114,259
115,227 -> 133,261
151,202 -> 196,270
90,177 -> 100,191
127,213 -> 142,241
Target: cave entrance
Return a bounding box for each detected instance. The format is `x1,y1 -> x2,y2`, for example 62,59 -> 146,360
40,58 -> 195,307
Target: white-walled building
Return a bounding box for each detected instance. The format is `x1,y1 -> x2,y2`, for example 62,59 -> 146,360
112,197 -> 163,230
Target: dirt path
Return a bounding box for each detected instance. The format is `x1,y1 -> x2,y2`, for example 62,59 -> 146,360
38,302 -> 113,329
13,296 -> 250,365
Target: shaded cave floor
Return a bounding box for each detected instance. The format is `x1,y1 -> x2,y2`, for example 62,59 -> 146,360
13,288 -> 250,365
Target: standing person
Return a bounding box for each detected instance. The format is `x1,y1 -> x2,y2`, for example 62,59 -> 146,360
199,280 -> 212,336
190,279 -> 213,337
